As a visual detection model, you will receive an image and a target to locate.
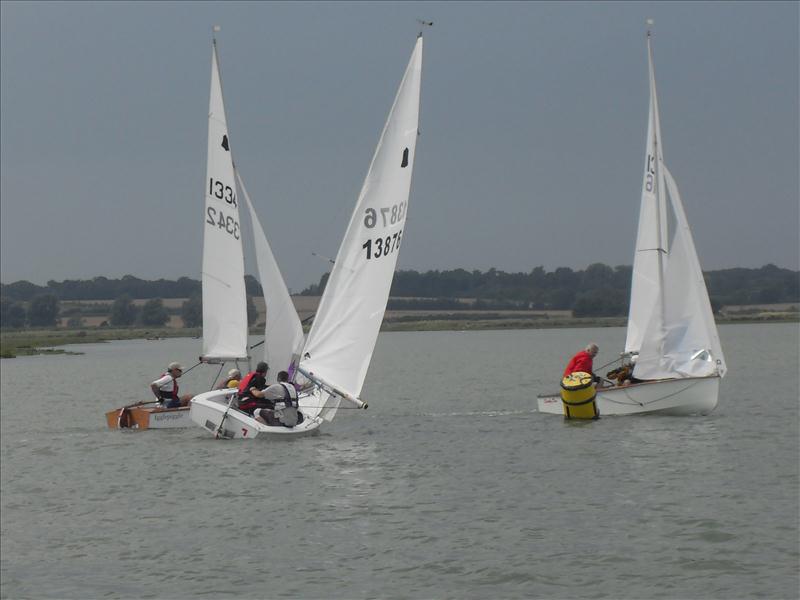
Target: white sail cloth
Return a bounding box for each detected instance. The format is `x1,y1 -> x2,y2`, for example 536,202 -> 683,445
237,171 -> 304,381
300,37 -> 424,401
201,41 -> 248,361
629,33 -> 726,381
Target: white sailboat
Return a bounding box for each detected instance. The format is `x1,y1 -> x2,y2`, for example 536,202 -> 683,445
538,25 -> 727,417
107,33 -> 301,429
191,34 -> 425,438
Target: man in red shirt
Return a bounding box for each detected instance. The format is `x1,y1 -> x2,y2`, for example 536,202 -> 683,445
563,343 -> 599,379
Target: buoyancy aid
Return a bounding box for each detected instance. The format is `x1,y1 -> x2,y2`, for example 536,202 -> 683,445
156,373 -> 179,401
237,372 -> 258,395
274,382 -> 299,427
237,371 -> 266,413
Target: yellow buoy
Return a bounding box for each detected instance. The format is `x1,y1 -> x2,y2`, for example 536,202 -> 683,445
560,371 -> 599,419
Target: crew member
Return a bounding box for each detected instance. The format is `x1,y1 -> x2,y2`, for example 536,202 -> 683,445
236,362 -> 269,415
215,368 -> 241,390
563,343 -> 600,382
250,370 -> 301,428
150,362 -> 193,408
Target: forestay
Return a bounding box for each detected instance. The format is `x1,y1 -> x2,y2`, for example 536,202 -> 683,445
237,170 -> 304,380
300,37 -> 424,402
201,40 -> 248,361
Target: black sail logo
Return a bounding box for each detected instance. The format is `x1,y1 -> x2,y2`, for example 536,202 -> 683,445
221,135 -> 230,151
401,147 -> 409,168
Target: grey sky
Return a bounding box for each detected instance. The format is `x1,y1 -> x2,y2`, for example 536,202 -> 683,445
1,1 -> 798,292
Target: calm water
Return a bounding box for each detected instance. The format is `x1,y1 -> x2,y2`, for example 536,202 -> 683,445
1,323 -> 798,599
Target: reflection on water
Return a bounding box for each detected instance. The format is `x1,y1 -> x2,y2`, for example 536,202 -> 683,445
1,324 -> 798,599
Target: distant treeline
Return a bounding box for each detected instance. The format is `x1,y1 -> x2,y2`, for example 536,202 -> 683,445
1,264 -> 797,329
1,275 -> 263,302
303,263 -> 800,315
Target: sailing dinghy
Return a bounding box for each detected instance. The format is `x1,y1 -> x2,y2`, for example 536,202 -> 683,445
107,33 -> 301,429
191,34 -> 425,438
538,25 -> 727,417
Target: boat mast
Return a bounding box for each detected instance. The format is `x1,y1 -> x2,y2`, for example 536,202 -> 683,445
647,19 -> 667,359
214,27 -> 250,371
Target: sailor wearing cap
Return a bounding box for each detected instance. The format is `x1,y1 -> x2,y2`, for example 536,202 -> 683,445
150,361 -> 193,408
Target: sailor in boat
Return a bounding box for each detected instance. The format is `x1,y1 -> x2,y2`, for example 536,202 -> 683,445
215,368 -> 241,390
236,361 -> 269,415
250,370 -> 301,428
563,343 -> 601,383
606,355 -> 644,387
150,362 -> 193,408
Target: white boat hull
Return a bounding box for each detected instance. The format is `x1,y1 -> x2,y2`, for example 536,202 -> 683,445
190,389 -> 323,439
537,375 -> 720,417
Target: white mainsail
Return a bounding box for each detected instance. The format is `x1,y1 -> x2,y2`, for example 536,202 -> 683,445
300,36 -> 424,402
201,40 -> 248,361
237,170 -> 304,381
625,33 -> 668,356
630,31 -> 726,381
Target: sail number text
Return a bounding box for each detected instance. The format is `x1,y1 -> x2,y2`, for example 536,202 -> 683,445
362,229 -> 403,260
645,154 -> 655,193
209,178 -> 237,207
363,202 -> 406,229
206,207 -> 240,240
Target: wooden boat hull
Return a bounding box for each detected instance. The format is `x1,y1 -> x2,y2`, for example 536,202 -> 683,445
537,375 -> 720,417
190,389 -> 323,439
105,405 -> 192,429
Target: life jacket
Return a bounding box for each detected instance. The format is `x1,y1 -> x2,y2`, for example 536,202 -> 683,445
156,373 -> 179,401
274,382 -> 299,427
237,371 -> 264,396
237,371 -> 266,413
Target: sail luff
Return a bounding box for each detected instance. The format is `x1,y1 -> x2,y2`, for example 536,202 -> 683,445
201,38 -> 248,361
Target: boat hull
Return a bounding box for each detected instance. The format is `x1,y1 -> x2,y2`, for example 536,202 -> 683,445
537,375 -> 720,417
190,390 -> 323,439
105,405 -> 192,429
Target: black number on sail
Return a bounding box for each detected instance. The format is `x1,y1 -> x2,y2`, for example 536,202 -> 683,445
221,135 -> 230,151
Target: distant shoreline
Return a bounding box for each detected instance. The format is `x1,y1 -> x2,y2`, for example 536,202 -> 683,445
1,312 -> 796,358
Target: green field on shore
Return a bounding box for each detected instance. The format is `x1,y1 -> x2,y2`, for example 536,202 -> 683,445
1,309 -> 796,359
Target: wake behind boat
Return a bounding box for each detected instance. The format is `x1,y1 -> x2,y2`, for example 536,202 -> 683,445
538,23 -> 726,418
192,33 -> 426,438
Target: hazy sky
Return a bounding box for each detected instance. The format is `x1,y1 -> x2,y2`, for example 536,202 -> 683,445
1,1 -> 798,292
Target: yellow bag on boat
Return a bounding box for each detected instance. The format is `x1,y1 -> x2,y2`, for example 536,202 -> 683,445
560,371 -> 599,419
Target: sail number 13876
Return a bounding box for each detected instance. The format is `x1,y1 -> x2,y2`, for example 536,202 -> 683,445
362,230 -> 402,260
363,203 -> 406,229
